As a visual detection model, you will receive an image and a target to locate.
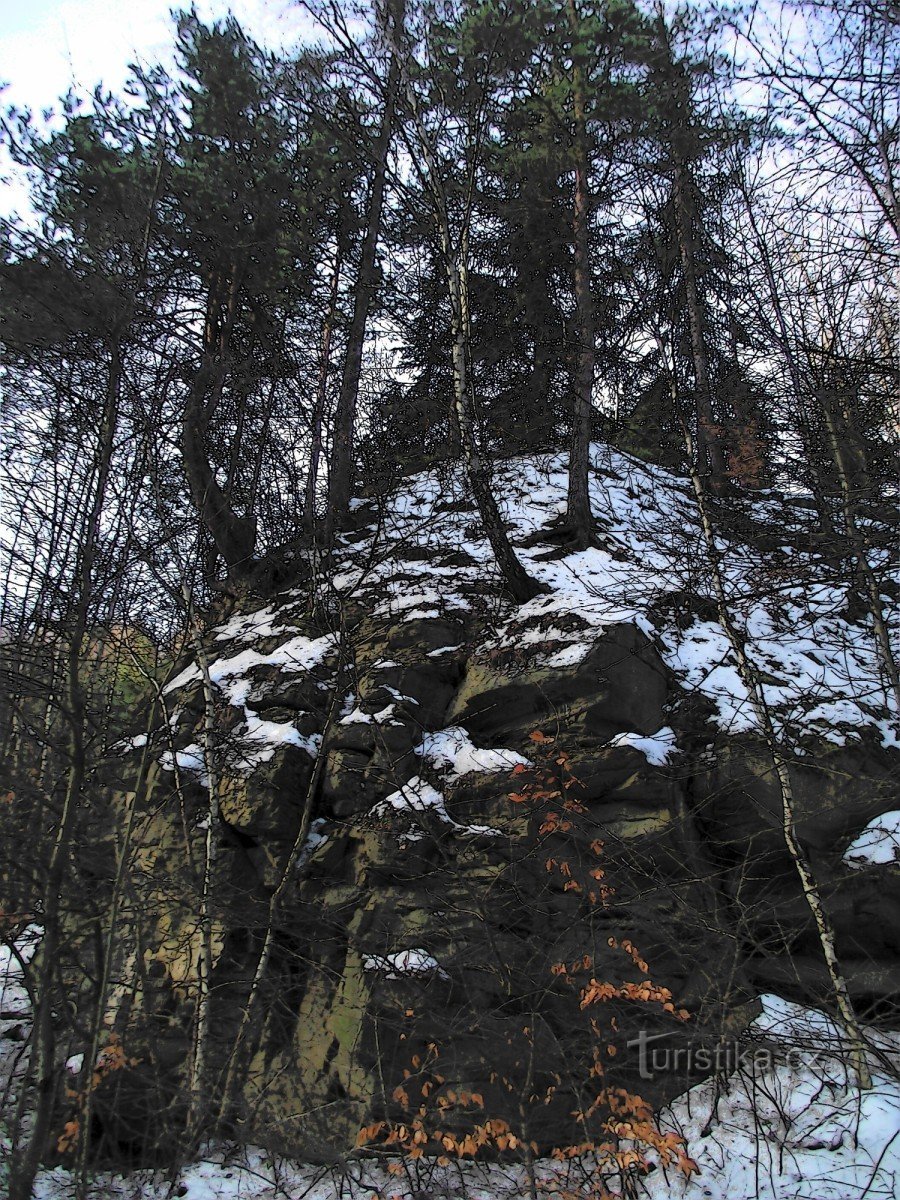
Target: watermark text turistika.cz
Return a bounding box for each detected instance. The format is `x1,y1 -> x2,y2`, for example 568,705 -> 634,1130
626,1030 -> 822,1081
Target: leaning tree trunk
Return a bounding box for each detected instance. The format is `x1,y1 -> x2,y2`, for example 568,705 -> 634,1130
446,244 -> 543,604
675,393 -> 873,1090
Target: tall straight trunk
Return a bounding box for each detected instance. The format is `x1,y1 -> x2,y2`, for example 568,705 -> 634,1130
387,6 -> 540,603
183,266 -> 257,581
9,342 -> 121,1200
671,155 -> 726,490
446,244 -> 542,604
565,0 -> 596,544
326,0 -> 404,541
304,250 -> 342,532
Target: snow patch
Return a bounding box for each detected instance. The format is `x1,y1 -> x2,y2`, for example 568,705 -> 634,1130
418,727 -> 529,778
607,726 -> 679,766
842,810 -> 900,869
363,949 -> 448,981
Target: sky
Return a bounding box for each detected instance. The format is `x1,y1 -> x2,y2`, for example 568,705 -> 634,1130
0,0 -> 309,116
0,0 -> 319,219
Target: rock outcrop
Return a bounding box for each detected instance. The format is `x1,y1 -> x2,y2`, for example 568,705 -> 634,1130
89,603 -> 899,1162
71,448 -> 898,1163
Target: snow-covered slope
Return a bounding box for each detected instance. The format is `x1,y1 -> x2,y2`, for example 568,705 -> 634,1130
195,444 -> 897,757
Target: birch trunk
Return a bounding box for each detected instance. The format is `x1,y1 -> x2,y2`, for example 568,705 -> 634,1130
677,402 -> 872,1090
182,593 -> 222,1145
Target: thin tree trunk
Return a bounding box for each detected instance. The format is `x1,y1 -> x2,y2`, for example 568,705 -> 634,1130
672,155 -> 726,490
326,0 -> 404,542
304,249 -> 342,532
376,2 -> 540,600
216,663 -> 345,1123
819,396 -> 900,715
675,391 -> 872,1090
446,246 -> 542,603
761,211 -> 897,707
181,593 -> 222,1146
565,0 -> 596,545
740,190 -> 833,531
75,699 -> 160,1198
388,12 -> 542,605
9,341 -> 122,1200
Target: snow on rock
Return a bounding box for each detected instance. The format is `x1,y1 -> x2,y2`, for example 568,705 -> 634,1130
212,604 -> 301,643
111,733 -> 148,755
418,726 -> 529,778
159,630 -> 336,783
842,810 -> 900,869
607,726 -> 679,766
373,776 -> 447,818
327,444 -> 896,751
163,631 -> 337,700
338,705 -> 373,725
204,632 -> 337,705
232,714 -> 321,770
160,444 -> 898,789
362,949 -> 449,981
296,817 -> 330,868
159,744 -> 209,788
370,775 -> 502,839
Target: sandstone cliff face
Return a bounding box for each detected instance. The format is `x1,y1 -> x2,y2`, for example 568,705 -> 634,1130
91,450 -> 899,1160
97,613 -> 897,1161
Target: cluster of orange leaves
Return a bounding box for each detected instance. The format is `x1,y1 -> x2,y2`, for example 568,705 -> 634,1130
355,729 -> 699,1191
357,1058 -> 534,1166
510,733 -> 614,906
57,1033 -> 139,1155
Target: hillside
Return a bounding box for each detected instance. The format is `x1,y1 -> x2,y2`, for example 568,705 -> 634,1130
4,444 -> 897,1200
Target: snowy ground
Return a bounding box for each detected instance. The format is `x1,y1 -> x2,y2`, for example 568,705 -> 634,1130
4,914 -> 900,1199
13,1015 -> 900,1200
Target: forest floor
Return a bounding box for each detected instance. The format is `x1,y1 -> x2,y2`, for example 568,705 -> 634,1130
4,931 -> 899,1200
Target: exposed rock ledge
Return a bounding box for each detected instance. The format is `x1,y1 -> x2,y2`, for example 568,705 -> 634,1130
87,602 -> 899,1162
